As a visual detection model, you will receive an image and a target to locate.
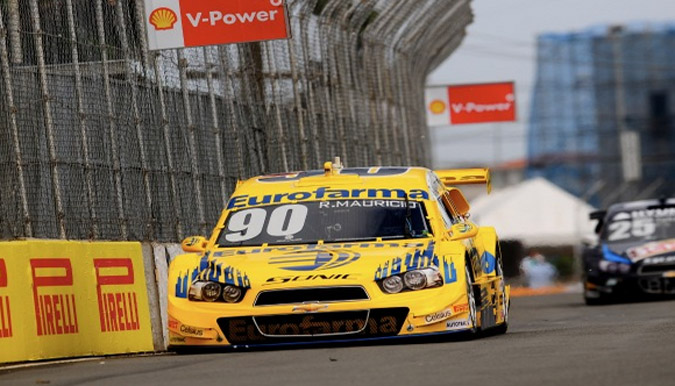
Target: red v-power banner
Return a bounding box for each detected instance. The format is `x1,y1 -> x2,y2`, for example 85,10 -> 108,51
425,82 -> 517,126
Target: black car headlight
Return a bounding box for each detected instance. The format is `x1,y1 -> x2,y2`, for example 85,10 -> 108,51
379,266 -> 443,294
598,260 -> 631,274
189,281 -> 245,303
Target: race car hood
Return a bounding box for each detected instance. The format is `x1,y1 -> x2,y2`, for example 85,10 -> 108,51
197,240 -> 452,287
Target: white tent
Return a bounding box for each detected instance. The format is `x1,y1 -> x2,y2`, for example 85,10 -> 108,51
469,177 -> 596,246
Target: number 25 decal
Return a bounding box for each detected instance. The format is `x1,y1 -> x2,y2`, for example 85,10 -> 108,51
607,221 -> 655,241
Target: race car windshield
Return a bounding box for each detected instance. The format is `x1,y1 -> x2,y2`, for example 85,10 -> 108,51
601,208 -> 675,251
217,199 -> 430,247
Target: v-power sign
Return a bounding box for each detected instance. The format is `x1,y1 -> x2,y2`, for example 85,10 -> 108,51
144,0 -> 290,50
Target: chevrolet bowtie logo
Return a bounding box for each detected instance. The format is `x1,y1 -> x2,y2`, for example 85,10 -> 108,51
292,303 -> 329,313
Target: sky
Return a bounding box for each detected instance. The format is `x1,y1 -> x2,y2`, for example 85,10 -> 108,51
427,0 -> 675,168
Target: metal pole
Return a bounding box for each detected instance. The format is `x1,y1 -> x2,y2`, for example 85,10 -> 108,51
94,0 -> 127,239
7,0 -> 21,64
216,46 -> 245,178
65,0 -> 98,239
0,5 -> 32,237
203,47 -> 229,206
28,0 -> 67,239
153,51 -> 183,240
263,41 -> 289,171
177,49 -> 207,235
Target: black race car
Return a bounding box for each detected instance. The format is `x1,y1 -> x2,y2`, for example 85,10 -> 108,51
582,197 -> 675,305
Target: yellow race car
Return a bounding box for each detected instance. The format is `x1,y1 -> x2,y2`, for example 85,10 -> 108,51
168,159 -> 509,348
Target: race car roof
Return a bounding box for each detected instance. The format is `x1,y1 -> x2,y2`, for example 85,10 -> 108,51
236,167 -> 432,195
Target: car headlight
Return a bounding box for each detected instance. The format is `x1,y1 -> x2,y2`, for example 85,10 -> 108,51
382,276 -> 404,294
222,285 -> 243,303
189,281 -> 246,303
380,266 -> 443,294
404,270 -> 426,290
598,260 -> 630,274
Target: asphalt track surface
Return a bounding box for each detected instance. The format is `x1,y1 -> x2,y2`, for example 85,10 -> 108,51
2,293 -> 675,386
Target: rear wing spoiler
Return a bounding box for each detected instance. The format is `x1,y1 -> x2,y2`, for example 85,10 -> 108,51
435,168 -> 492,194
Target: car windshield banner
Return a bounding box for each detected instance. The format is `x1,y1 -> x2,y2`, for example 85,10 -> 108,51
425,82 -> 516,126
144,0 -> 290,50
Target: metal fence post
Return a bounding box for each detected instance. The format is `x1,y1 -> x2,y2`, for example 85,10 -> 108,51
0,5 -> 32,237
28,0 -> 66,238
94,0 -> 127,239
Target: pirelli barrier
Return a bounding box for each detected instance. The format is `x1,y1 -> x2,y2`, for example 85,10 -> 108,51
0,240 -> 157,364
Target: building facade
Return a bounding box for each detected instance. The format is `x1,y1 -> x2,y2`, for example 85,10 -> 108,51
527,23 -> 675,207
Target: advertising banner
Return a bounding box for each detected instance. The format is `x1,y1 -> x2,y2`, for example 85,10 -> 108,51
426,82 -> 517,126
0,241 -> 153,364
144,0 -> 290,50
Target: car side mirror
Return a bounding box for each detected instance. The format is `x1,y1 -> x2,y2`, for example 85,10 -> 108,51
181,236 -> 208,253
449,223 -> 478,241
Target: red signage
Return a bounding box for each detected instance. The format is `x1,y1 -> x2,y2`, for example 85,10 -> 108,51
145,0 -> 290,50
447,82 -> 516,124
94,258 -> 141,332
426,82 -> 516,126
30,259 -> 79,336
0,259 -> 11,338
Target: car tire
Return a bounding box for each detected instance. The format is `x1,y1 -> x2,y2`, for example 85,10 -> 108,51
584,291 -> 609,305
492,281 -> 509,335
466,266 -> 479,335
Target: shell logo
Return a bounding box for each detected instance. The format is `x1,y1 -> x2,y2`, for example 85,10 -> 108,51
149,7 -> 178,31
429,99 -> 446,114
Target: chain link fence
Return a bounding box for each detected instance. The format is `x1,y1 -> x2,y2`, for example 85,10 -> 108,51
0,0 -> 472,242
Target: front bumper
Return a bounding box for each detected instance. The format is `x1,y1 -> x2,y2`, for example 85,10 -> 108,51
584,270 -> 675,298
168,285 -> 474,347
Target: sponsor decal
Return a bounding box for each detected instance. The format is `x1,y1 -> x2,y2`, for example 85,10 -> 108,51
644,255 -> 675,265
447,82 -> 516,124
94,258 -> 140,333
270,250 -> 360,272
213,242 -> 427,257
446,318 -> 471,331
145,0 -> 290,50
30,259 -> 79,336
169,336 -> 186,343
424,308 -> 453,324
628,239 -> 675,261
265,273 -> 353,285
149,7 -> 178,30
229,315 -> 398,339
226,187 -> 429,209
615,208 -> 675,219
429,100 -> 447,114
168,318 -> 179,330
453,303 -> 469,314
0,259 -> 11,338
179,324 -> 205,338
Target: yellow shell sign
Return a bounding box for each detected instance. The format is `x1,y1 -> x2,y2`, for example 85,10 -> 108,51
429,100 -> 447,115
150,7 -> 178,31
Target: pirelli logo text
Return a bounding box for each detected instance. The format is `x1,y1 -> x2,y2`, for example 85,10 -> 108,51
30,259 -> 79,336
0,258 -> 12,338
94,258 -> 141,332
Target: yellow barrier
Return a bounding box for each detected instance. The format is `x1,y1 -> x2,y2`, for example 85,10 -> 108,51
0,240 -> 154,364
